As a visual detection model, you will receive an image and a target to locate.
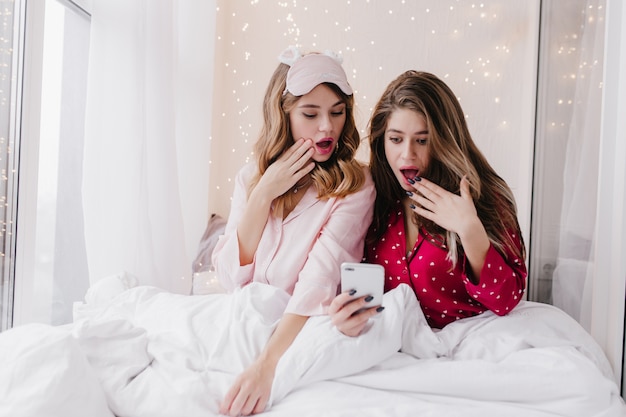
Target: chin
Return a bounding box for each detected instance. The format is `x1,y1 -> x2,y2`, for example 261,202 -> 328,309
313,154 -> 333,163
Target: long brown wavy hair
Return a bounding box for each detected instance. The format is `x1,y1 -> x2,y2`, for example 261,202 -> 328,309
368,70 -> 525,265
249,57 -> 366,215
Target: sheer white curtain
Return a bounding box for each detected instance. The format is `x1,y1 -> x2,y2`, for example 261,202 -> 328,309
532,0 -> 626,381
82,0 -> 215,293
590,0 -> 626,382
551,0 -> 605,330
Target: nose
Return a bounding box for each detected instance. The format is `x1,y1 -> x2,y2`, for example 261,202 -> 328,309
318,114 -> 332,133
400,140 -> 416,160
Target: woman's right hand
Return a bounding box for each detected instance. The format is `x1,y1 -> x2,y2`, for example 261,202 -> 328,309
235,138 -> 315,267
255,138 -> 316,200
328,291 -> 382,337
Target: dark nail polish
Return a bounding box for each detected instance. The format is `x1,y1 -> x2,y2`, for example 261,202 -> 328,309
407,178 -> 415,184
414,176 -> 422,182
409,204 -> 416,209
349,289 -> 357,296
364,295 -> 374,302
405,191 -> 413,196
376,306 -> 385,313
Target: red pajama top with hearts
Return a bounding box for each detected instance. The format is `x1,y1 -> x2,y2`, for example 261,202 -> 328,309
364,203 -> 527,329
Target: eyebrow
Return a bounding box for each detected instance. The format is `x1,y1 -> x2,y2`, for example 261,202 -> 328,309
298,100 -> 345,109
386,128 -> 429,135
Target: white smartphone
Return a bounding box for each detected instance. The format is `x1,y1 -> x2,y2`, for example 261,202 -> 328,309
340,262 -> 385,308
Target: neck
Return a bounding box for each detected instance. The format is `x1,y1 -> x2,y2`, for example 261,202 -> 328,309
403,198 -> 420,253
293,175 -> 312,193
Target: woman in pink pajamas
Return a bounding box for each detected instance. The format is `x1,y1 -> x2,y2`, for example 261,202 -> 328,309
330,70 -> 527,335
212,47 -> 374,416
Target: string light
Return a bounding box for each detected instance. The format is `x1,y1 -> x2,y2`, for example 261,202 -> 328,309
205,1 -> 601,223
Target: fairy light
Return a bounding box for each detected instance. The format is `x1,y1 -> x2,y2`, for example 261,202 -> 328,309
208,0 -> 599,223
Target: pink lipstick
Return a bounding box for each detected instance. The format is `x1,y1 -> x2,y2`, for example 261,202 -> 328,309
315,137 -> 335,155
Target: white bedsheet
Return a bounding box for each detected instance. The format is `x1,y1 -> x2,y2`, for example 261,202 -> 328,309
1,282 -> 624,417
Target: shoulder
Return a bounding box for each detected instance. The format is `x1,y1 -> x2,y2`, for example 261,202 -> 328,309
335,165 -> 375,208
235,161 -> 258,183
354,162 -> 374,191
361,163 -> 374,184
354,164 -> 375,197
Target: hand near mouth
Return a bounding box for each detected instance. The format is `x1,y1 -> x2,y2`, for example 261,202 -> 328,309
407,175 -> 491,283
256,138 -> 316,200
407,175 -> 480,238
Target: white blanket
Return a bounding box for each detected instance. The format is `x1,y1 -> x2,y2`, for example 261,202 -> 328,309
1,283 -> 624,417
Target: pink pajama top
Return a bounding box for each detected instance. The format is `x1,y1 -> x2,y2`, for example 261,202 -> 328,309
365,202 -> 527,328
212,162 -> 375,317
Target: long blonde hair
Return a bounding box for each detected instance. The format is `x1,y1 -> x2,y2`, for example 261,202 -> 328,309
368,71 -> 525,265
249,59 -> 365,215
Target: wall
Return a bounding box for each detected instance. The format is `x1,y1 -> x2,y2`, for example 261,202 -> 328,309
206,0 -> 541,252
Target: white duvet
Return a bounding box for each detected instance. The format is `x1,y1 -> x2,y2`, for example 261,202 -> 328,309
1,282 -> 624,417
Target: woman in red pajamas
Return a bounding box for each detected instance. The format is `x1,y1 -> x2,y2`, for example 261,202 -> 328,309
330,71 -> 527,335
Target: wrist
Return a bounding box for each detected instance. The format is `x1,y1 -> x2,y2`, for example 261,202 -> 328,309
256,351 -> 280,374
458,218 -> 490,260
458,217 -> 486,242
249,185 -> 274,209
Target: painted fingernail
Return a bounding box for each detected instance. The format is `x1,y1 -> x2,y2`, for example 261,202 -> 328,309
414,176 -> 422,182
349,289 -> 357,296
409,204 -> 416,209
364,295 -> 374,302
405,191 -> 413,196
407,178 -> 415,184
376,306 -> 385,313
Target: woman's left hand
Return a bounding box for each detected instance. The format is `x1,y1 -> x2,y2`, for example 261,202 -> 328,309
408,175 -> 478,238
328,291 -> 381,337
219,359 -> 274,416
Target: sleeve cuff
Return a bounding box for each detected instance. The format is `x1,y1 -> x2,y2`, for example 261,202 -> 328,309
284,282 -> 336,317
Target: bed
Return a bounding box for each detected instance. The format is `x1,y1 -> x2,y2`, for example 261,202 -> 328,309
0,275 -> 625,417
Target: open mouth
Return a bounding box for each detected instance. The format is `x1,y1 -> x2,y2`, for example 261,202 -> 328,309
400,169 -> 419,181
317,139 -> 333,149
315,138 -> 335,155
